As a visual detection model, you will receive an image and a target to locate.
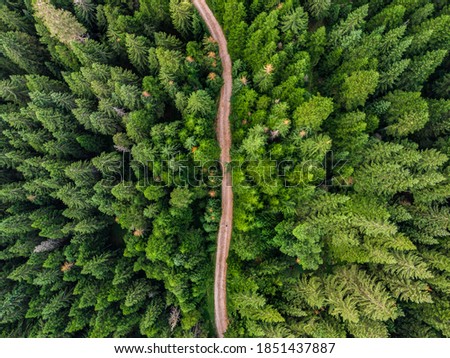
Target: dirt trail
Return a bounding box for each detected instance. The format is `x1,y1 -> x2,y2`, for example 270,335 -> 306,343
191,0 -> 233,338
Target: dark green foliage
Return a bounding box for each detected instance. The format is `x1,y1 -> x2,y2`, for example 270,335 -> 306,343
1,0 -> 449,339
0,31 -> 48,74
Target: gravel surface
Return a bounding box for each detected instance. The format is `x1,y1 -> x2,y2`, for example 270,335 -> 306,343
192,0 -> 233,338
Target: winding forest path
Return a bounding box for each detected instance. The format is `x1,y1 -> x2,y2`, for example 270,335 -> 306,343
191,0 -> 233,338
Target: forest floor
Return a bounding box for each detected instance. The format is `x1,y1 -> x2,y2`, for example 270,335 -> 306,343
192,0 -> 233,338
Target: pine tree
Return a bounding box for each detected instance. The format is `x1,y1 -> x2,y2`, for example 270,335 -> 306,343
223,0 -> 248,60
73,0 -> 96,26
33,0 -> 87,45
0,31 -> 48,74
293,95 -> 334,131
399,50 -> 447,91
0,4 -> 32,33
1,0 -> 450,339
0,76 -> 29,103
383,91 -> 429,137
329,5 -> 369,49
340,70 -> 379,110
169,0 -> 193,36
367,4 -> 406,31
186,90 -> 215,118
125,34 -> 150,73
281,6 -> 308,37
306,0 -> 331,20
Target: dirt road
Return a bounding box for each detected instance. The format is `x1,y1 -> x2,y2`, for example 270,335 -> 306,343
191,0 -> 233,338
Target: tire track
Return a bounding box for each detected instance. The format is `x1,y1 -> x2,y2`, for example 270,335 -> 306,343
191,0 -> 233,338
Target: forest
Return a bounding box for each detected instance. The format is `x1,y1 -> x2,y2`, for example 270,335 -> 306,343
1,0 -> 449,338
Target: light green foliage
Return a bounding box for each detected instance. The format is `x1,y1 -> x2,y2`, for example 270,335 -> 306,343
155,47 -> 186,88
367,5 -> 406,31
223,0 -> 248,60
340,71 -> 379,110
400,50 -> 447,91
0,5 -> 31,32
169,0 -> 193,36
293,95 -> 333,131
125,34 -> 149,73
273,221 -> 322,270
335,266 -> 399,321
383,91 -> 429,137
170,187 -> 194,209
329,111 -> 369,152
240,125 -> 267,159
186,90 -> 214,118
291,223 -> 322,270
281,6 -> 308,36
140,299 -> 164,336
244,11 -> 279,71
329,5 -> 369,49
